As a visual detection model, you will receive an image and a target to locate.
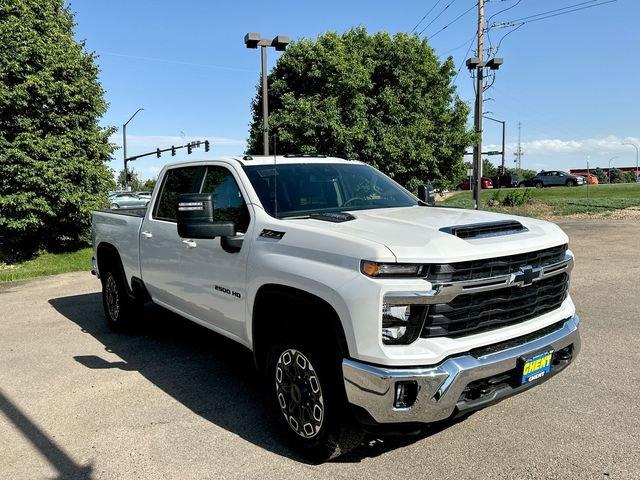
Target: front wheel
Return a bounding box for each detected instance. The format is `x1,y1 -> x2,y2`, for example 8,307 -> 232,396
566,179 -> 577,187
534,181 -> 544,188
266,336 -> 363,461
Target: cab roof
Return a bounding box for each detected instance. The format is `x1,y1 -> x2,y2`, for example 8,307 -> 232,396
163,155 -> 361,169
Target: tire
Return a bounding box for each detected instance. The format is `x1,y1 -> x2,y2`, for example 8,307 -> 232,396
111,203 -> 119,209
566,179 -> 576,187
100,262 -> 137,331
265,334 -> 364,462
518,183 -> 525,188
534,181 -> 544,188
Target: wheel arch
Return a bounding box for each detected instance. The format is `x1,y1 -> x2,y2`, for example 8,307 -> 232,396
96,242 -> 149,302
251,283 -> 350,371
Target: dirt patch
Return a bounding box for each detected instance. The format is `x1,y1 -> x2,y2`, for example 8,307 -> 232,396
550,206 -> 640,222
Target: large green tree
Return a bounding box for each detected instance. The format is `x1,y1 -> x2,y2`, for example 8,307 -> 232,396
0,0 -> 115,261
247,28 -> 474,191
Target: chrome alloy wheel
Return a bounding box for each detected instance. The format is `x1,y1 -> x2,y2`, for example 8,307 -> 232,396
275,349 -> 324,439
105,273 -> 120,321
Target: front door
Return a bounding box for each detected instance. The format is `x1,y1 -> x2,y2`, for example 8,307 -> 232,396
179,164 -> 253,342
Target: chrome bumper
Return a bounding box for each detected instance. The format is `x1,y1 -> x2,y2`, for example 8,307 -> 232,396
343,315 -> 580,424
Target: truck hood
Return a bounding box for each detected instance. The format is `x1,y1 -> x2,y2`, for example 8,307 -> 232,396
291,206 -> 568,263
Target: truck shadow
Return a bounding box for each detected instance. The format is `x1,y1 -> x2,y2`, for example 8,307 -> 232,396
49,293 -> 459,464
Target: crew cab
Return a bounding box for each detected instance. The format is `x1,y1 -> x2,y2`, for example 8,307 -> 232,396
91,155 -> 580,460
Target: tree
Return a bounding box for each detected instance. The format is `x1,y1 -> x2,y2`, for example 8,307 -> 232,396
141,178 -> 157,192
482,158 -> 497,178
623,171 -> 637,184
116,168 -> 143,191
592,167 -> 607,184
508,167 -> 537,181
609,168 -> 625,184
0,0 -> 115,262
247,28 -> 474,192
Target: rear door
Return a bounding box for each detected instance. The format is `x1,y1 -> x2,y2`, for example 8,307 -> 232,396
139,165 -> 205,312
179,164 -> 253,340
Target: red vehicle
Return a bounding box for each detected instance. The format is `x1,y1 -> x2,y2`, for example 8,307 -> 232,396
456,177 -> 493,190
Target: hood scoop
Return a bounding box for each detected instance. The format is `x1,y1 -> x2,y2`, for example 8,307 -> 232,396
440,220 -> 528,239
309,212 -> 356,223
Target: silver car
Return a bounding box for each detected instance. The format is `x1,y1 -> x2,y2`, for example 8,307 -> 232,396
532,171 -> 585,188
109,192 -> 150,209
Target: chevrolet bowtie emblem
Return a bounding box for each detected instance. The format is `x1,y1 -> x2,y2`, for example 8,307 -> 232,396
513,265 -> 541,287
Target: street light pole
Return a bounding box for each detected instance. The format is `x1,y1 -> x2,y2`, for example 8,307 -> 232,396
244,33 -> 291,156
622,142 -> 639,182
123,108 -> 144,191
483,115 -> 506,174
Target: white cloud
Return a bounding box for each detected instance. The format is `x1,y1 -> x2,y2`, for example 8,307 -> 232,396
486,135 -> 640,156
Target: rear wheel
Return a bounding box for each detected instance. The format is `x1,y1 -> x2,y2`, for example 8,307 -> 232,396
265,334 -> 363,462
100,263 -> 138,331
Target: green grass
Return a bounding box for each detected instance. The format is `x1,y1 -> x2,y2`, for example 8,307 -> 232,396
0,247 -> 93,283
440,183 -> 640,217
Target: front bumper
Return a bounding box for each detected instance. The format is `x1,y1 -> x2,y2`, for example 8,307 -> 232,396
343,314 -> 580,424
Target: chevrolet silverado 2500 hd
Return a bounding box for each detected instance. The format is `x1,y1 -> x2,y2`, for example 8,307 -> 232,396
91,155 -> 580,460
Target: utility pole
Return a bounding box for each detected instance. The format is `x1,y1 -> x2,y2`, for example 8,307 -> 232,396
472,0 -> 485,210
466,0 -> 502,209
514,122 -> 523,170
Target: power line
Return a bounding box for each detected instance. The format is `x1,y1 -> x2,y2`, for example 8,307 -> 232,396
486,0 -> 525,26
493,0 -> 616,28
428,3 -> 479,40
418,0 -> 460,35
441,33 -> 477,56
453,32 -> 477,83
493,23 -> 524,55
411,0 -> 445,33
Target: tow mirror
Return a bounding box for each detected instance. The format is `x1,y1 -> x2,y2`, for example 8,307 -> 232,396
418,184 -> 436,206
177,193 -> 235,239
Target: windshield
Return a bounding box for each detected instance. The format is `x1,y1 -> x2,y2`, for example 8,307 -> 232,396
243,163 -> 418,218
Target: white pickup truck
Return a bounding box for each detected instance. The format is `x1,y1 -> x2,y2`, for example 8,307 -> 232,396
91,155 -> 580,460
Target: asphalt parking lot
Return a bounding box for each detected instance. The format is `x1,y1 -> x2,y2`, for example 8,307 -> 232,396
1,219 -> 639,480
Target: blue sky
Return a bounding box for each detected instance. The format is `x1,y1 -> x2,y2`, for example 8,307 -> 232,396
70,0 -> 639,180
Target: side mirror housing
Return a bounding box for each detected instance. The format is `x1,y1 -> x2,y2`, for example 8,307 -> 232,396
177,193 -> 236,239
417,184 -> 436,207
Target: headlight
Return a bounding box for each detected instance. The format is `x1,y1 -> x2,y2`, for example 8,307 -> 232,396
382,303 -> 427,345
361,261 -> 423,278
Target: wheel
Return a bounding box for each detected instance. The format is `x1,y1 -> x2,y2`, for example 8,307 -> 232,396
566,179 -> 576,187
534,181 -> 544,188
518,183 -> 525,188
265,335 -> 364,462
111,203 -> 119,209
100,263 -> 137,331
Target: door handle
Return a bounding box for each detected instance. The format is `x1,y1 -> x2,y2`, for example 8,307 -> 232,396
141,231 -> 153,238
182,239 -> 197,248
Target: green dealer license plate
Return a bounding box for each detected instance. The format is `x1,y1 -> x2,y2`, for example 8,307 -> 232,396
521,350 -> 553,384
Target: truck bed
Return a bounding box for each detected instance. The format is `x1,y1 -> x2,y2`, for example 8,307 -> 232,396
92,209 -> 145,284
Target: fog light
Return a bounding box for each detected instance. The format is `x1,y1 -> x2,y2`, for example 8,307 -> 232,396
394,381 -> 419,409
382,303 -> 427,345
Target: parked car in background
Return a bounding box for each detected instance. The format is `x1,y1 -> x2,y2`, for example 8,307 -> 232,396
456,177 -> 493,190
532,171 -> 585,188
583,174 -> 599,185
136,191 -> 152,200
492,173 -> 520,188
518,179 -> 536,188
109,192 -> 150,209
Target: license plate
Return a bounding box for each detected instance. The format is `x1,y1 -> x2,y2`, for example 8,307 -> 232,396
521,350 -> 553,384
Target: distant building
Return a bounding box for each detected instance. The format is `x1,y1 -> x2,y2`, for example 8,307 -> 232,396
570,166 -> 639,179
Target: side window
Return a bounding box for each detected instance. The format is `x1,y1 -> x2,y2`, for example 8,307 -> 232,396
153,166 -> 205,221
201,166 -> 250,233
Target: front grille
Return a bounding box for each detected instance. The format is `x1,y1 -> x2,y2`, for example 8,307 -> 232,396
421,273 -> 569,338
427,244 -> 568,283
